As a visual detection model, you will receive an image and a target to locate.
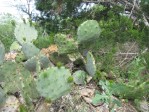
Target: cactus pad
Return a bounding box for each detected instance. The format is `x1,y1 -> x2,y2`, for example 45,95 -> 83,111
77,20 -> 101,43
15,52 -> 26,63
85,52 -> 96,76
36,67 -> 73,101
22,43 -> 40,59
54,34 -> 78,54
39,55 -> 53,69
14,23 -> 37,45
0,62 -> 32,93
24,55 -> 53,72
24,56 -> 37,72
73,70 -> 86,85
10,41 -> 21,52
0,41 -> 5,65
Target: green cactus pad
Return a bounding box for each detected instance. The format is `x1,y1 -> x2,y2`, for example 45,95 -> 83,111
36,67 -> 73,101
39,55 -> 53,69
0,41 -> 5,65
15,52 -> 27,63
24,56 -> 37,72
14,23 -> 37,45
0,62 -> 31,93
54,34 -> 78,54
0,61 -> 39,102
10,41 -> 21,52
73,70 -> 86,85
85,52 -> 96,76
22,43 -> 40,59
77,20 -> 101,43
24,55 -> 53,72
0,87 -> 6,106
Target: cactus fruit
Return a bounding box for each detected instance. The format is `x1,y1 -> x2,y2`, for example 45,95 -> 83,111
73,70 -> 86,85
54,34 -> 78,54
36,66 -> 73,101
22,43 -> 40,59
85,52 -> 96,76
0,41 -> 5,65
77,20 -> 101,43
14,23 -> 37,45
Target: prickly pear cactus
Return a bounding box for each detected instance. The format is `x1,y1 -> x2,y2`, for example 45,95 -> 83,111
109,81 -> 149,100
24,55 -> 52,72
54,34 -> 78,54
14,23 -> 37,45
0,61 -> 31,93
24,56 -> 37,72
85,52 -> 96,76
36,67 -> 73,101
0,61 -> 39,105
0,41 -> 5,65
15,52 -> 27,63
77,20 -> 101,43
0,87 -> 6,106
10,41 -> 21,52
39,55 -> 53,69
22,43 -> 40,59
73,70 -> 86,85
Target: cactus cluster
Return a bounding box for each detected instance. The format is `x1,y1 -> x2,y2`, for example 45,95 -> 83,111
54,34 -> 78,54
13,23 -> 52,71
0,41 -> 5,65
0,61 -> 39,105
77,20 -> 101,43
24,55 -> 53,72
36,66 -> 73,101
0,20 -> 99,107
